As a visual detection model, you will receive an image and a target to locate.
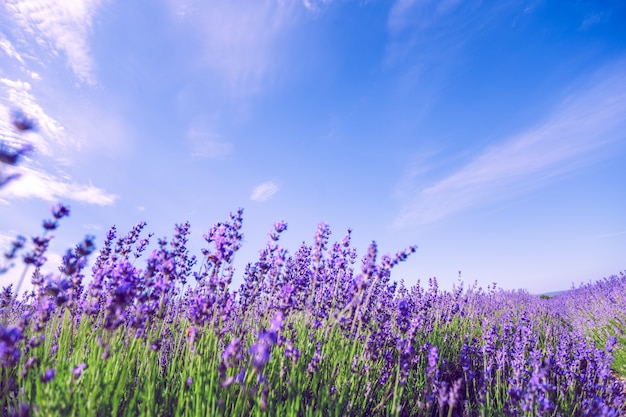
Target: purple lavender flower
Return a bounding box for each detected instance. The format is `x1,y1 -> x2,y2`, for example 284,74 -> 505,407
396,337 -> 413,386
223,338 -> 242,368
307,341 -> 322,374
269,221 -> 287,241
15,204 -> 72,296
41,368 -> 55,383
278,321 -> 299,365
0,137 -> 32,188
134,238 -> 150,258
19,356 -> 37,377
427,345 -> 440,382
269,311 -> 284,332
249,312 -> 284,373
72,363 -> 87,377
219,338 -> 243,387
396,299 -> 411,334
437,380 -> 450,411
102,260 -> 140,331
3,235 -> 26,261
8,402 -> 30,417
249,334 -> 273,373
22,235 -> 51,268
0,141 -> 33,166
11,109 -> 37,132
0,325 -> 23,366
51,203 -> 70,220
448,378 -> 463,409
285,341 -> 300,364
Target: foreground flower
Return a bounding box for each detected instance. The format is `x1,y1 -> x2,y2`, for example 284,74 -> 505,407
40,368 -> 55,383
0,325 -> 23,367
72,363 -> 87,377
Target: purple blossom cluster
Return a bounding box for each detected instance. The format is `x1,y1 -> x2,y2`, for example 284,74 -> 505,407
0,206 -> 625,416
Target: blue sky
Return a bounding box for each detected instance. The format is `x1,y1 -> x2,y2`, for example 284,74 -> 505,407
1,0 -> 625,294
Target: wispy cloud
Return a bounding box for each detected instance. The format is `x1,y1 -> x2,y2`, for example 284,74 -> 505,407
301,0 -> 333,13
250,181 -> 279,202
188,128 -> 233,159
383,0 -> 494,97
0,232 -> 16,252
387,0 -> 475,36
1,76 -> 122,206
0,77 -> 75,155
0,34 -> 25,64
385,0 -> 505,75
169,0 -> 307,97
4,0 -> 106,85
593,230 -> 626,240
1,165 -> 117,205
395,63 -> 626,227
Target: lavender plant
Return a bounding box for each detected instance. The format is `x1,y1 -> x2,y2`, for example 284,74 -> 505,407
551,272 -> 626,378
0,207 -> 625,416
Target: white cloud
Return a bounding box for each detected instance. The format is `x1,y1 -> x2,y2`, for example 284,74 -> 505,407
191,140 -> 233,159
388,0 -> 465,33
250,181 -> 279,202
594,230 -> 626,240
0,232 -> 16,252
169,0 -> 305,97
395,64 -> 626,227
0,34 -> 25,64
1,73 -> 131,155
301,0 -> 333,13
2,165 -> 117,205
384,0 -> 502,73
4,0 -> 107,85
188,128 -> 233,159
387,0 -> 418,33
0,77 -> 76,155
0,75 -> 121,206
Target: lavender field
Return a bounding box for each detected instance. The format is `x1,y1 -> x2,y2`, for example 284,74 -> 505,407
0,204 -> 625,417
2,2 -> 626,415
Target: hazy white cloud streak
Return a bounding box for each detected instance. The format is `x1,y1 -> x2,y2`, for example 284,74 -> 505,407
0,77 -> 120,206
0,34 -> 25,64
1,165 -> 117,205
187,128 -> 233,159
250,181 -> 279,202
388,0 -> 469,34
0,77 -> 74,155
5,0 -> 106,84
395,66 -> 626,227
301,0 -> 333,13
170,0 -> 304,97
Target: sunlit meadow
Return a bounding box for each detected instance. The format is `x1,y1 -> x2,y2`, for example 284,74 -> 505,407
1,115 -> 625,416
